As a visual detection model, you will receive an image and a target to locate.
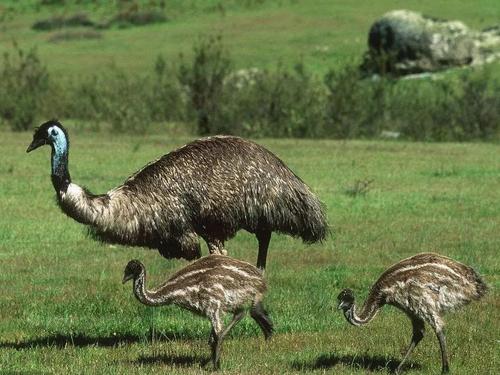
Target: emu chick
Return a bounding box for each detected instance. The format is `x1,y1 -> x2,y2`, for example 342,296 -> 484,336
123,255 -> 273,369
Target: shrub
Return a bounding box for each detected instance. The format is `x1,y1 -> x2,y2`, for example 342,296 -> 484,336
323,66 -> 369,138
454,69 -> 500,140
218,63 -> 326,137
178,35 -> 232,135
148,55 -> 187,123
32,13 -> 94,31
96,67 -> 152,133
102,3 -> 167,29
393,69 -> 500,141
0,45 -> 49,131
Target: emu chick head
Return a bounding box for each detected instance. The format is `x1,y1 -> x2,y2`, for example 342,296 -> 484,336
337,288 -> 355,311
123,259 -> 144,284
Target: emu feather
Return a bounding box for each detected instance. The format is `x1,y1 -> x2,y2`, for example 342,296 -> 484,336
27,120 -> 328,268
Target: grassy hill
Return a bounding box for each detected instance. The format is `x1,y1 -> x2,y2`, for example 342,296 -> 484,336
1,0 -> 499,77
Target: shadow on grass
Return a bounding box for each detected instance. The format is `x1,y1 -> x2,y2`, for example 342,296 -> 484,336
0,330 -> 204,349
292,353 -> 421,373
134,353 -> 208,368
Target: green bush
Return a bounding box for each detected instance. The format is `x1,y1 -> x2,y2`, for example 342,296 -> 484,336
391,70 -> 500,141
454,69 -> 500,140
101,2 -> 167,29
217,63 -> 326,137
178,35 -> 232,135
96,67 -> 152,133
323,66 -> 382,138
149,55 -> 187,123
0,45 -> 49,131
8,34 -> 497,141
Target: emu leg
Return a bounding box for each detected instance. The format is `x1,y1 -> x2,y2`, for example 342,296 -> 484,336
210,311 -> 245,370
220,310 -> 245,340
210,315 -> 223,370
436,329 -> 450,374
396,316 -> 425,374
208,327 -> 216,345
250,301 -> 273,340
256,230 -> 271,271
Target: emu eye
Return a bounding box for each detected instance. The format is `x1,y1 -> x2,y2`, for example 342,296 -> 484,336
51,129 -> 58,137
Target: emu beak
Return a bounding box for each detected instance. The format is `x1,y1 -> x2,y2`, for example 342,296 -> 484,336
122,275 -> 132,284
26,139 -> 47,153
337,301 -> 345,310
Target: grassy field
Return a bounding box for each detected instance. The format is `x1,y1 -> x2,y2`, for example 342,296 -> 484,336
1,0 -> 500,76
0,129 -> 498,374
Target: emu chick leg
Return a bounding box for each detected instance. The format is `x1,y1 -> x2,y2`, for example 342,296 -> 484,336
436,329 -> 450,374
396,316 -> 425,374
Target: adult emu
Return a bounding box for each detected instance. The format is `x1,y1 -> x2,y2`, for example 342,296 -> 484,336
27,120 -> 327,269
337,253 -> 487,374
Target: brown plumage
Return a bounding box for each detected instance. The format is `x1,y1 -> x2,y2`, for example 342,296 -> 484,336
337,253 -> 487,374
122,255 -> 273,369
27,120 -> 328,269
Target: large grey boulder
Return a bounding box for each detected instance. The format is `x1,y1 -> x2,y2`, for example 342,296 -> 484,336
361,10 -> 500,75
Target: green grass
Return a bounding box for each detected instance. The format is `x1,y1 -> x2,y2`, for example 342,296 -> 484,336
0,129 -> 498,373
1,0 -> 500,77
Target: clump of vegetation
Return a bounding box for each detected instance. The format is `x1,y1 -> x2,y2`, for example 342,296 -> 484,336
149,54 -> 187,123
104,8 -> 167,28
38,0 -> 66,5
218,62 -> 327,137
32,12 -> 94,31
100,1 -> 167,29
178,35 -> 232,135
5,33 -> 498,141
0,45 -> 49,131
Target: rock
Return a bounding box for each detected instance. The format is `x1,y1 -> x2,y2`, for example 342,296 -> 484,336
361,10 -> 500,76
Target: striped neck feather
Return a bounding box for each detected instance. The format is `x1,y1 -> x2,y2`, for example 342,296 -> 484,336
133,271 -> 169,306
344,301 -> 379,326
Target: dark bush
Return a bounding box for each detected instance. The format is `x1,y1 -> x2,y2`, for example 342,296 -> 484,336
217,63 -> 326,137
393,70 -> 500,141
0,45 -> 49,131
454,69 -> 500,140
149,55 -> 187,122
7,34 -> 497,141
323,66 -> 370,138
32,13 -> 94,31
39,0 -> 65,5
94,67 -> 152,133
103,7 -> 167,29
178,35 -> 232,135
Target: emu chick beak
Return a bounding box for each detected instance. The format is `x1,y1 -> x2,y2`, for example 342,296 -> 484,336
122,275 -> 132,284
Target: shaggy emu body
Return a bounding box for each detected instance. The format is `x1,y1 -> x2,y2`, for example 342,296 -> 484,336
337,253 -> 487,374
27,120 -> 327,269
123,255 -> 273,369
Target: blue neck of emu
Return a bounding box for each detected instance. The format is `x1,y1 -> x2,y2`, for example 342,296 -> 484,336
50,132 -> 71,194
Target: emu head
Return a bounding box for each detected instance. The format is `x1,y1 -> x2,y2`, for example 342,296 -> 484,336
123,259 -> 144,284
337,288 -> 355,311
27,119 -> 68,153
